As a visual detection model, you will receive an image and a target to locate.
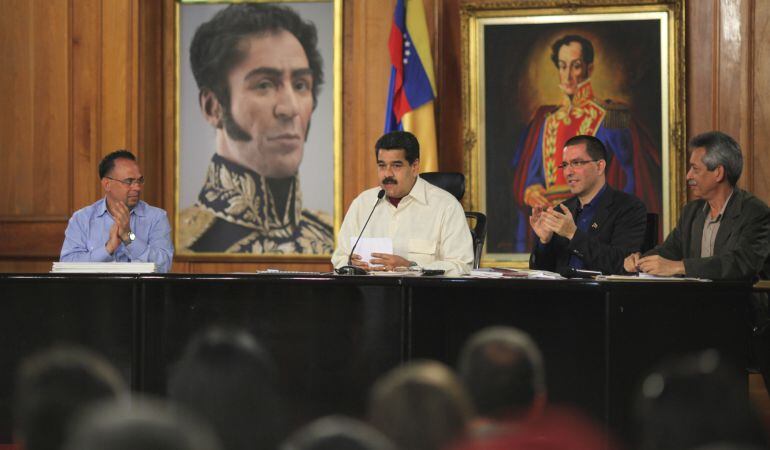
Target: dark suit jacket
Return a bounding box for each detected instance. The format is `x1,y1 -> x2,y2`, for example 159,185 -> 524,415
645,188 -> 770,280
530,185 -> 647,275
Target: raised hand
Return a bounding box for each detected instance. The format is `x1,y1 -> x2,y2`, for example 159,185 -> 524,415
105,221 -> 121,255
541,204 -> 577,240
109,198 -> 132,242
530,206 -> 554,244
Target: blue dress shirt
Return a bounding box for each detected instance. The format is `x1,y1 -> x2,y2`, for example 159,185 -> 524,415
60,198 -> 174,273
568,184 -> 608,270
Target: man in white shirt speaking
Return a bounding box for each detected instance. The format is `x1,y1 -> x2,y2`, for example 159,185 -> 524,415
332,131 -> 473,275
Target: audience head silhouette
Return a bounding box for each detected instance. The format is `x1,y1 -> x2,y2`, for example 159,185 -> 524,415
368,360 -> 474,450
13,345 -> 126,450
169,327 -> 287,450
64,397 -> 222,450
282,415 -> 395,450
458,326 -> 547,420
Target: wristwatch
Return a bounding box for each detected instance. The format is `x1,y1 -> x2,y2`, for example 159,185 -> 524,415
123,231 -> 136,246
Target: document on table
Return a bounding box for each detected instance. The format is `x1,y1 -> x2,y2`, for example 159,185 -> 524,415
350,237 -> 393,268
596,273 -> 711,282
51,262 -> 156,273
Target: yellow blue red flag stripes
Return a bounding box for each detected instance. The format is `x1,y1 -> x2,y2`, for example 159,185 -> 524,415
384,0 -> 438,172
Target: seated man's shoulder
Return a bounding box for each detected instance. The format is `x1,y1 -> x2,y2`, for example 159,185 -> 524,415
741,189 -> 770,206
608,187 -> 646,211
423,179 -> 462,205
137,201 -> 169,218
738,190 -> 770,217
71,199 -> 104,219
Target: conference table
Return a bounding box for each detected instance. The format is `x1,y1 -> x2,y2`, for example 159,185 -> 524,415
0,273 -> 753,443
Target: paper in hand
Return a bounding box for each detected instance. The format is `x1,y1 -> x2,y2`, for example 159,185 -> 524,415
350,237 -> 393,267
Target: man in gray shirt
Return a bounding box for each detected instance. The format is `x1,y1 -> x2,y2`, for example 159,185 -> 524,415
624,131 -> 770,279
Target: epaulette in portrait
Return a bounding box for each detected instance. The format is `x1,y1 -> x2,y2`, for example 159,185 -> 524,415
178,205 -> 217,251
600,99 -> 630,129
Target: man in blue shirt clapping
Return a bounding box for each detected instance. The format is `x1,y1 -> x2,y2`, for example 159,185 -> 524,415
60,150 -> 173,272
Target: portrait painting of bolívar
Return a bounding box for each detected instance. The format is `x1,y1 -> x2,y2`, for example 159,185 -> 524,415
176,2 -> 336,256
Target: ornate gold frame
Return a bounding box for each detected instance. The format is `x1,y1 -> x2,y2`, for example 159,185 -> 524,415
461,0 -> 686,266
173,0 -> 343,260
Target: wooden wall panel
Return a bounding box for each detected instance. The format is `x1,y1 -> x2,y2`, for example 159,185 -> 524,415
686,0 -> 717,139
0,222 -> 67,257
100,0 -> 136,158
436,0 -> 464,173
161,0 -> 176,228
72,0 -> 102,209
341,0 -> 395,208
752,1 -> 770,201
0,0 -> 34,217
0,0 -> 70,218
136,0 -> 165,207
716,0 -> 753,191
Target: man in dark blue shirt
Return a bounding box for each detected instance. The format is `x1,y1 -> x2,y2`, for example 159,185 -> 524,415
529,135 -> 647,274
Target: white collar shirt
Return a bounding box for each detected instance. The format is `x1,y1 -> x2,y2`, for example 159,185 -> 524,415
332,177 -> 474,275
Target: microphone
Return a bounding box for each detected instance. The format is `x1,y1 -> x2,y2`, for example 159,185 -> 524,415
336,189 -> 385,275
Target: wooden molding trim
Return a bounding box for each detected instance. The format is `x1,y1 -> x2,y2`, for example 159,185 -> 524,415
0,221 -> 67,257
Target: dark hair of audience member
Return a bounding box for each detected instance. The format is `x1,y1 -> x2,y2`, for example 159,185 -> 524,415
282,415 -> 395,450
634,349 -> 769,450
13,345 -> 126,450
457,326 -> 546,420
368,360 -> 474,450
168,327 -> 288,450
63,397 -> 222,450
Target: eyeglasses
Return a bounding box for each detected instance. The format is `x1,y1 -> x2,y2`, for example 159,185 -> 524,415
106,176 -> 145,186
557,160 -> 599,170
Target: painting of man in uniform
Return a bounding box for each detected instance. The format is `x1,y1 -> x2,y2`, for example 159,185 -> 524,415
483,19 -> 663,255
177,2 -> 336,256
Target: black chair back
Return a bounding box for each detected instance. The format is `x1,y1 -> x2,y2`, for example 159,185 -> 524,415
466,212 -> 487,269
419,172 -> 465,201
420,172 -> 486,268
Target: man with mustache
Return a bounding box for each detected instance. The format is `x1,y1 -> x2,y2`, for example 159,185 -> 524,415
624,131 -> 770,278
331,131 -> 473,275
623,131 -> 770,393
529,135 -> 647,274
60,150 -> 174,273
179,4 -> 333,254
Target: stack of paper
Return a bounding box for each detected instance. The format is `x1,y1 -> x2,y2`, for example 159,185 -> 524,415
467,268 -> 562,279
51,262 -> 156,273
513,269 -> 564,279
469,269 -> 505,278
596,274 -> 710,282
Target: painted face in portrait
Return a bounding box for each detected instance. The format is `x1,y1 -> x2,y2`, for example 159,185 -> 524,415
561,143 -> 605,199
102,158 -> 143,209
377,149 -> 420,199
686,147 -> 723,200
557,41 -> 593,96
203,29 -> 314,179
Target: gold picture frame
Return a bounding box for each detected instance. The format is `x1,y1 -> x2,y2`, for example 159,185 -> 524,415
174,0 -> 343,259
461,0 -> 685,266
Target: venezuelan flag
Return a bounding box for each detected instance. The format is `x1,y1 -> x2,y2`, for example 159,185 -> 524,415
384,0 -> 438,172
